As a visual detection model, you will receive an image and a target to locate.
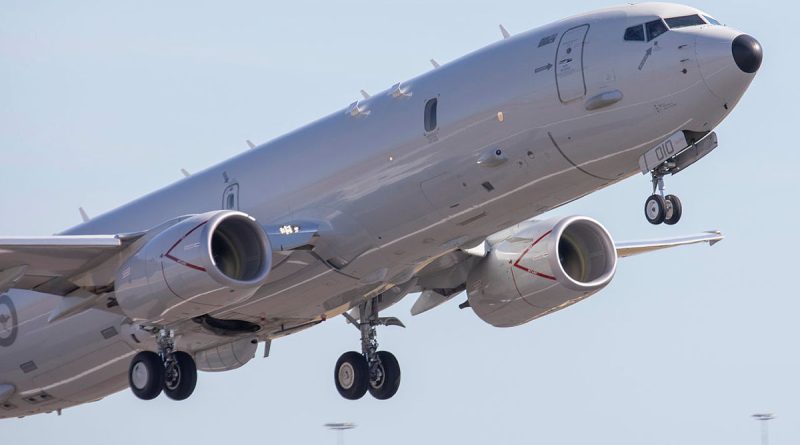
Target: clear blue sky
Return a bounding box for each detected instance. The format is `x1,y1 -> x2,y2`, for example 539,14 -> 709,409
1,1 -> 796,444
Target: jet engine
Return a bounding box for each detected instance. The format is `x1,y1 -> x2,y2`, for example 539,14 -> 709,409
467,216 -> 617,327
115,210 -> 272,324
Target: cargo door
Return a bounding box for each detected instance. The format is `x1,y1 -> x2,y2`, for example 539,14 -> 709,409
555,24 -> 589,103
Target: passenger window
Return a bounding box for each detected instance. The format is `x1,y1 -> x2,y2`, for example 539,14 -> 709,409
665,14 -> 706,29
424,98 -> 438,132
646,19 -> 668,41
624,24 -> 645,41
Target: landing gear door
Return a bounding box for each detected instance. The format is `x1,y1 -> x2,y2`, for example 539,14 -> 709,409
555,24 -> 589,103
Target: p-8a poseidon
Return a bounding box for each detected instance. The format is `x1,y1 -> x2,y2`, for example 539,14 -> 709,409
0,2 -> 761,417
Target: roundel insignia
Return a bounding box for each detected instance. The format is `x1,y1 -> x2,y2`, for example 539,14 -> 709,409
0,294 -> 18,347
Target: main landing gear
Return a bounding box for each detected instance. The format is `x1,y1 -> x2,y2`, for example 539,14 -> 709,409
128,329 -> 197,401
644,170 -> 683,226
335,297 -> 404,400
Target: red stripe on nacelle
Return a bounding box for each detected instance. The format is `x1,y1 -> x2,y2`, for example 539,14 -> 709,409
164,220 -> 209,272
512,230 -> 557,281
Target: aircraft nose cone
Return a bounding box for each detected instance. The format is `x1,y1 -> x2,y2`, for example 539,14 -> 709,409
731,34 -> 762,73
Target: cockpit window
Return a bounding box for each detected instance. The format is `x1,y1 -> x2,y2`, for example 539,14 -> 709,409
624,24 -> 645,41
665,14 -> 707,29
645,19 -> 668,41
703,15 -> 722,26
626,15 -> 700,42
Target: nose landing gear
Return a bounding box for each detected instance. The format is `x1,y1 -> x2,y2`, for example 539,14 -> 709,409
128,328 -> 198,401
335,296 -> 404,400
639,131 -> 720,226
644,170 -> 683,225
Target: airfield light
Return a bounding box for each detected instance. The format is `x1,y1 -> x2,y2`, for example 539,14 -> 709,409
752,413 -> 775,445
324,422 -> 356,445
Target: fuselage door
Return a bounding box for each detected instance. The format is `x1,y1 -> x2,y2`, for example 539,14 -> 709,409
555,24 -> 589,103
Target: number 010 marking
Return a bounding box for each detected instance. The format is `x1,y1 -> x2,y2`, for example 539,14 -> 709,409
655,140 -> 677,161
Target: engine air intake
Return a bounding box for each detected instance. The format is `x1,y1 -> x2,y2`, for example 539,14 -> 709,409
211,216 -> 268,282
557,219 -> 616,286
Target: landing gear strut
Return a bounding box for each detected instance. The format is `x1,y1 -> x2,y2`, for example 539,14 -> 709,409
335,297 -> 404,400
128,328 -> 197,401
644,169 -> 682,225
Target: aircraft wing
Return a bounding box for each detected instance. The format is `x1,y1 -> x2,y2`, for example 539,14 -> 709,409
614,231 -> 723,258
408,230 -> 724,316
0,220 -> 320,296
0,233 -> 145,294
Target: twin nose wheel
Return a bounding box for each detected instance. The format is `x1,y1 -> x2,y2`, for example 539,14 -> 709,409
645,194 -> 682,225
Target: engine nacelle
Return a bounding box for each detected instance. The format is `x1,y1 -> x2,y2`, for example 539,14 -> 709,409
467,216 -> 617,327
116,210 -> 272,324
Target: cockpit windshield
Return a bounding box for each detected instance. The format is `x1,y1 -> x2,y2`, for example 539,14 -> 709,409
624,13 -> 722,42
624,19 -> 668,42
646,19 -> 668,40
664,14 -> 706,29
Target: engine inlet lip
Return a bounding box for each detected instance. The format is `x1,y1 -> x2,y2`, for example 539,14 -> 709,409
203,211 -> 272,288
547,215 -> 617,292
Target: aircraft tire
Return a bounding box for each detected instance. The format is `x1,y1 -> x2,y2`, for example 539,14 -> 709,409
368,351 -> 401,400
163,351 -> 197,401
334,351 -> 369,400
644,194 -> 666,225
129,351 -> 164,400
663,195 -> 682,225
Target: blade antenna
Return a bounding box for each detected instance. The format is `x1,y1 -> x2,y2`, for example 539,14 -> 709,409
78,207 -> 90,223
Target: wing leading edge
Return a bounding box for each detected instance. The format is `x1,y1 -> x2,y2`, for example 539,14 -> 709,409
0,221 -> 320,296
0,234 -> 144,294
408,230 -> 725,316
615,231 -> 723,258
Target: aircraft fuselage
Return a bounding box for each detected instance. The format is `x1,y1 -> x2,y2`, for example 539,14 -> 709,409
0,3 -> 757,418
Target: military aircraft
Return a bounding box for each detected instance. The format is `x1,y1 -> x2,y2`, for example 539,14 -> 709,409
0,2 -> 761,417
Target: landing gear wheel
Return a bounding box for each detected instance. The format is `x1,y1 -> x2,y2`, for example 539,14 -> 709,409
368,351 -> 401,400
129,351 -> 164,400
335,351 -> 369,400
664,194 -> 682,225
163,351 -> 197,401
644,194 -> 666,225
